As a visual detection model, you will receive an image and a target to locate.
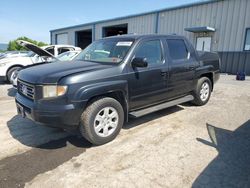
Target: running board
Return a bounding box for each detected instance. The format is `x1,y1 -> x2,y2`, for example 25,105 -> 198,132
129,95 -> 194,118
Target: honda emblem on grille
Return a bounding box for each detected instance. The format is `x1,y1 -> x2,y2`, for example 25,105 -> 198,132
22,85 -> 28,95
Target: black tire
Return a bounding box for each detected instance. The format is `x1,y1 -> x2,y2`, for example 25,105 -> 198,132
79,97 -> 124,145
192,77 -> 212,106
7,67 -> 21,83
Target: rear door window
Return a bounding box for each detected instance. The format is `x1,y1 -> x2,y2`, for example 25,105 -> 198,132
166,39 -> 189,61
45,47 -> 55,55
58,47 -> 72,55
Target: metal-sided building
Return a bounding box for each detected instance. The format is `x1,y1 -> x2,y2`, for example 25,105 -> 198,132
50,0 -> 250,75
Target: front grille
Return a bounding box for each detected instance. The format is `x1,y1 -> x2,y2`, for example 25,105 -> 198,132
18,80 -> 35,100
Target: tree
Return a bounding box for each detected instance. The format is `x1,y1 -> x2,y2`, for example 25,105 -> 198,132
7,37 -> 48,51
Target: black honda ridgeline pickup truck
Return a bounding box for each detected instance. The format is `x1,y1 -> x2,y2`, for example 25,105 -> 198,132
16,34 -> 220,145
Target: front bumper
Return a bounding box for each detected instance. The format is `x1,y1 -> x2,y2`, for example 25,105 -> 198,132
0,76 -> 6,82
15,93 -> 87,129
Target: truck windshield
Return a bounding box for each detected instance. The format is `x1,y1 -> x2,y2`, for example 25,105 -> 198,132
75,39 -> 134,63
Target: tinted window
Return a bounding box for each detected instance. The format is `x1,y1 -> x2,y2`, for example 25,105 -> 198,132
244,29 -> 250,51
58,47 -> 70,55
134,40 -> 162,65
46,47 -> 55,55
167,39 -> 189,60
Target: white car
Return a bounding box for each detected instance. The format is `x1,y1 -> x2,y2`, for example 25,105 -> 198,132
55,50 -> 81,61
11,47 -> 81,87
0,51 -> 29,59
0,41 -> 81,82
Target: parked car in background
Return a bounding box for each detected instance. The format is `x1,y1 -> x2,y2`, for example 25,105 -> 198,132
0,40 -> 81,82
15,34 -> 220,145
11,50 -> 81,87
55,50 -> 81,61
43,44 -> 81,56
0,51 -> 29,59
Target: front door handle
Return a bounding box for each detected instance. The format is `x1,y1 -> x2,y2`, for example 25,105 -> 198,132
161,71 -> 168,76
161,71 -> 169,79
188,65 -> 196,70
161,71 -> 167,75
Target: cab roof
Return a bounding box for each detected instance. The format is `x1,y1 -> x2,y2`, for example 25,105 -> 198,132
103,34 -> 185,40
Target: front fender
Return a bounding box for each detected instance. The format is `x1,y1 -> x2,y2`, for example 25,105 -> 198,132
71,80 -> 128,102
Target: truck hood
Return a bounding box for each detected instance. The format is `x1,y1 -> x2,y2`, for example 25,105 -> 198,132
18,60 -> 114,84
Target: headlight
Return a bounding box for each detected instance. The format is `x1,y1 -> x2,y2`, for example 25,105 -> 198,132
43,85 -> 68,98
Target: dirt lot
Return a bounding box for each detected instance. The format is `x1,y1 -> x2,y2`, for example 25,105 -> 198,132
0,75 -> 250,188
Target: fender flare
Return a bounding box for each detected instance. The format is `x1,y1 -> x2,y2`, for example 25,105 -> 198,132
195,65 -> 214,79
72,80 -> 128,102
72,80 -> 129,121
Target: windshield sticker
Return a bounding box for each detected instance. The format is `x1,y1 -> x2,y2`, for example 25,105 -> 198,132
116,42 -> 133,46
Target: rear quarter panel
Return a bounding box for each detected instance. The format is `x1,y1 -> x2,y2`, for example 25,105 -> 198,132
195,51 -> 220,83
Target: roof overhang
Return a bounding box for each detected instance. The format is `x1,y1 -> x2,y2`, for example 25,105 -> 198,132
184,26 -> 216,33
50,0 -> 223,33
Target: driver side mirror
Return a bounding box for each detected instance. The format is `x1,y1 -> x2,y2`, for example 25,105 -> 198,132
131,57 -> 148,68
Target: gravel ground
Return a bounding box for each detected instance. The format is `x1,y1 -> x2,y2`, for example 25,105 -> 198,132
0,75 -> 249,188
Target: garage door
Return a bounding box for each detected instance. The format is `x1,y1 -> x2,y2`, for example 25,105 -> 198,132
56,33 -> 68,44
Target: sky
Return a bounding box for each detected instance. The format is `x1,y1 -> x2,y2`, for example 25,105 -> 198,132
0,0 -> 202,44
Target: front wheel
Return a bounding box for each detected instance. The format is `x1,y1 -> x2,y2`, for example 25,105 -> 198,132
7,67 -> 22,83
79,97 -> 124,145
192,77 -> 212,106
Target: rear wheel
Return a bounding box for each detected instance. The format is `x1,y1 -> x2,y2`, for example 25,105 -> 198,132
192,77 -> 212,106
79,97 -> 124,145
